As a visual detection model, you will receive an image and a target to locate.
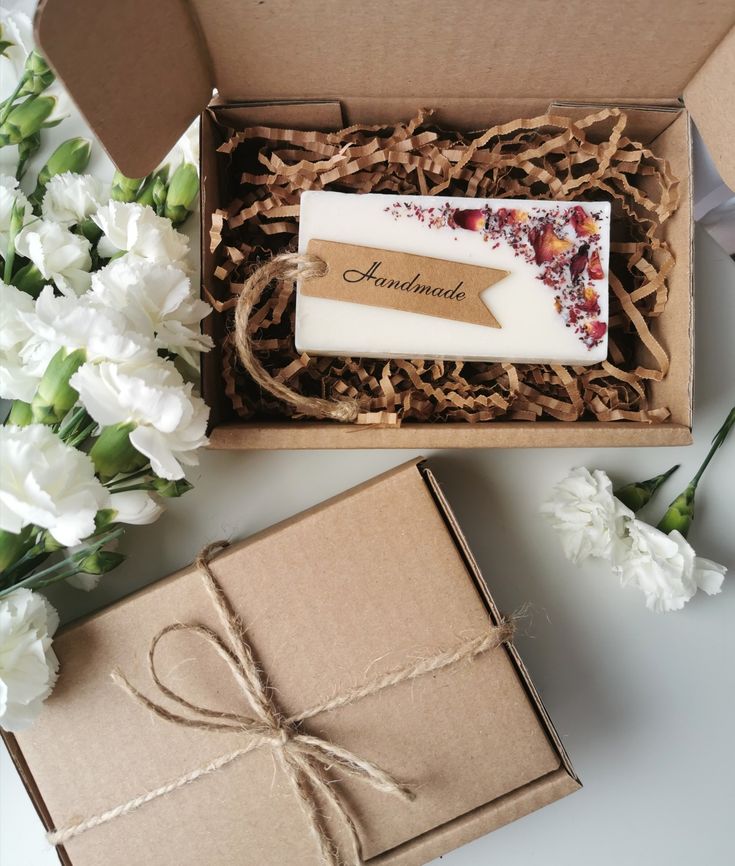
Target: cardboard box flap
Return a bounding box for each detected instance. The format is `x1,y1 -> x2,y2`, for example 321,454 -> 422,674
37,0 -> 734,177
684,24 -> 735,190
34,0 -> 213,178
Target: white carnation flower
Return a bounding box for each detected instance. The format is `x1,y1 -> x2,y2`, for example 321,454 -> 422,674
14,219 -> 92,295
0,10 -> 33,97
541,467 -> 633,564
0,280 -> 40,402
18,285 -> 153,380
0,174 -> 32,256
41,172 -> 107,227
70,358 -> 208,480
109,490 -> 163,525
613,521 -> 727,613
0,424 -> 108,546
161,119 -> 199,171
93,201 -> 189,265
90,254 -> 212,361
0,589 -> 59,732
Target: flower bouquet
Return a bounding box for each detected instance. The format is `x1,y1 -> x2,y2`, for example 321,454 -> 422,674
0,13 -> 210,731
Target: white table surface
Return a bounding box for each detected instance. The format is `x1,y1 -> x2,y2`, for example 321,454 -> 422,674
2,5 -> 735,860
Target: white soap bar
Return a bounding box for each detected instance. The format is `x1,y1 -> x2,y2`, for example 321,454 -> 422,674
296,191 -> 610,365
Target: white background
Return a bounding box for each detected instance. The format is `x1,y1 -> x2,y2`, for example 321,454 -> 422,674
1,2 -> 735,862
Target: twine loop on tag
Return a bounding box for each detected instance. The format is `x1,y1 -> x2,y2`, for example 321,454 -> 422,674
47,541 -> 515,865
234,253 -> 363,423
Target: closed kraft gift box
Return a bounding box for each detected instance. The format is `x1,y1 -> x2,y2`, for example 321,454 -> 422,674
35,0 -> 735,449
3,460 -> 578,866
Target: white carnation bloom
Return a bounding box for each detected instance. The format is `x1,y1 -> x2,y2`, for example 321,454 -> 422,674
93,201 -> 189,265
0,424 -> 109,546
109,490 -> 163,525
541,467 -> 633,564
613,521 -> 727,613
0,10 -> 33,97
90,254 -> 212,361
41,172 -> 107,227
0,174 -> 33,256
71,358 -> 208,480
0,589 -> 59,732
14,219 -> 92,295
0,280 -> 40,402
161,118 -> 199,171
18,285 -> 153,380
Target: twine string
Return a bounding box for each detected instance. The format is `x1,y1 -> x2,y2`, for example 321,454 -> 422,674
234,254 -> 362,423
47,541 -> 515,865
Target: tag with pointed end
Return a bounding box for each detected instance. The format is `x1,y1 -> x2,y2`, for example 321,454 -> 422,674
302,239 -> 507,328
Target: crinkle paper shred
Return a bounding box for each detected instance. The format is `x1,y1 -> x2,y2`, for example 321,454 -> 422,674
209,108 -> 678,425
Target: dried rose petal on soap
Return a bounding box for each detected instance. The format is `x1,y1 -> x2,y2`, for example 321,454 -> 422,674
588,248 -> 604,280
530,222 -> 572,264
452,208 -> 485,231
569,205 -> 598,236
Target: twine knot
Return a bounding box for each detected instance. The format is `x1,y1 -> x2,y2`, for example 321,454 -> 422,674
47,541 -> 515,865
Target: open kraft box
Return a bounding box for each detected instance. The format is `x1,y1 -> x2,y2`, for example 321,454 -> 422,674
36,0 -> 735,450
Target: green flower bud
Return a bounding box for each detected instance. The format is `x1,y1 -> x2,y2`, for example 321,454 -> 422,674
11,262 -> 48,296
150,477 -> 193,498
152,175 -> 168,215
135,168 -> 167,207
41,530 -> 64,553
90,422 -> 147,481
0,527 -> 30,573
30,137 -> 92,208
656,407 -> 734,538
0,95 -> 56,144
657,485 -> 696,537
94,509 -> 117,532
19,51 -> 55,97
163,163 -> 198,226
614,465 -> 679,513
111,170 -> 144,202
6,400 -> 32,426
75,549 -> 125,576
78,217 -> 102,244
30,347 -> 86,425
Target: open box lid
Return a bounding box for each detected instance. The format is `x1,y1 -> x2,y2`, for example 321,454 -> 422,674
35,0 -> 735,187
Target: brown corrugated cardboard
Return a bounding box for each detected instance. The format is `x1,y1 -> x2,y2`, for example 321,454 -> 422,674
3,459 -> 580,866
35,0 -> 735,448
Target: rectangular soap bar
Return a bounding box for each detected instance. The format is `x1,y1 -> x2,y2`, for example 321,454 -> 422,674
296,191 -> 610,365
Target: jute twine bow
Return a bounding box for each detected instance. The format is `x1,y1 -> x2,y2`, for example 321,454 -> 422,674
47,541 -> 515,866
234,253 -> 367,423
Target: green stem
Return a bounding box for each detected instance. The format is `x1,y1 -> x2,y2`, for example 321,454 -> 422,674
690,407 -> 735,490
0,527 -> 125,598
0,76 -> 26,126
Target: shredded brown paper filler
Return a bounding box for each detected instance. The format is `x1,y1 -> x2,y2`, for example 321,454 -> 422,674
209,108 -> 679,425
